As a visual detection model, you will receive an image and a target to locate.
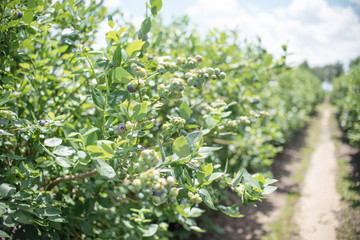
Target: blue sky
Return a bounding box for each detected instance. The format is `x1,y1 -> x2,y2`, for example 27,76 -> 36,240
98,0 -> 360,68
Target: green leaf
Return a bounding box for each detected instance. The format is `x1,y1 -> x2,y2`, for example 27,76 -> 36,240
55,157 -> 72,168
92,159 -> 116,179
92,88 -> 105,109
203,163 -> 213,177
150,0 -> 162,16
263,186 -> 277,195
89,15 -> 94,25
78,151 -> 91,165
204,172 -> 223,185
0,230 -> 10,238
183,168 -> 193,186
112,43 -> 122,68
190,226 -> 206,233
159,140 -> 166,164
23,11 -> 33,24
43,207 -> 61,217
0,91 -> 10,106
205,115 -> 218,128
199,188 -> 216,210
172,136 -> 191,158
108,90 -> 129,106
133,102 -> 148,121
0,183 -> 16,197
48,112 -> 55,120
83,127 -> 99,137
28,0 -> 36,8
232,168 -> 244,186
243,170 -> 261,189
87,51 -> 103,55
218,204 -> 244,218
179,100 -> 191,120
184,207 -> 204,218
53,145 -> 76,157
113,67 -> 132,83
185,131 -> 202,151
125,40 -> 144,58
80,221 -> 93,236
101,143 -> 114,157
139,224 -> 158,237
141,17 -> 151,35
13,210 -> 34,224
44,138 -> 62,147
108,20 -> 115,28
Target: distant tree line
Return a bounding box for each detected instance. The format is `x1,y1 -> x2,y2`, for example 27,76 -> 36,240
299,56 -> 360,82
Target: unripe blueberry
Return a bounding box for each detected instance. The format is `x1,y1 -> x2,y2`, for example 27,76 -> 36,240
127,82 -> 137,93
219,72 -> 226,79
211,74 -> 217,80
159,222 -> 169,231
136,67 -> 147,77
195,55 -> 203,62
169,187 -> 179,197
126,121 -> 134,130
132,179 -> 142,191
130,63 -> 137,72
167,176 -> 176,187
158,177 -> 167,186
188,192 -> 194,199
206,67 -> 214,75
39,120 -> 46,126
185,72 -> 192,79
214,68 -> 221,75
139,172 -> 147,182
116,123 -> 126,133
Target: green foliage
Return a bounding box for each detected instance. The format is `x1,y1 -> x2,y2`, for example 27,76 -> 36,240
0,0 -> 323,239
331,66 -> 360,148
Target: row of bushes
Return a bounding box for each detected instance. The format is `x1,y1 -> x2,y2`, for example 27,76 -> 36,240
0,0 -> 323,239
331,65 -> 360,148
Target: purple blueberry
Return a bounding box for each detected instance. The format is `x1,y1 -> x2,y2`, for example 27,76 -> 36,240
116,123 -> 126,133
39,120 -> 46,126
152,189 -> 165,197
127,83 -> 137,93
195,55 -> 203,63
17,10 -> 23,18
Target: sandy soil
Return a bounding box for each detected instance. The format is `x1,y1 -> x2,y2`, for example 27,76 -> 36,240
294,107 -> 341,240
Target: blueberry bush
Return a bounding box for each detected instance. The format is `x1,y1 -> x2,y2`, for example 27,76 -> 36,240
0,0 -> 323,239
331,62 -> 360,148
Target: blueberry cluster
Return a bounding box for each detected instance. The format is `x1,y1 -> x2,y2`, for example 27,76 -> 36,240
185,67 -> 226,89
158,78 -> 185,101
162,117 -> 186,139
133,149 -> 160,172
187,192 -> 202,205
131,170 -> 179,205
0,110 -> 17,121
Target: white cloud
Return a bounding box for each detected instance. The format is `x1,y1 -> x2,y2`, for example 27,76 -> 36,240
188,0 -> 360,67
350,0 -> 360,7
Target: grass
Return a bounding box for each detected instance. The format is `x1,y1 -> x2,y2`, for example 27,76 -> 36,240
261,103 -> 325,240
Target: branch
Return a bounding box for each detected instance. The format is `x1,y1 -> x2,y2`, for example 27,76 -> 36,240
45,169 -> 98,190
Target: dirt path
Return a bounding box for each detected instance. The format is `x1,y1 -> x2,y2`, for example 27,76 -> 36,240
294,106 -> 341,239
197,104 -> 346,240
